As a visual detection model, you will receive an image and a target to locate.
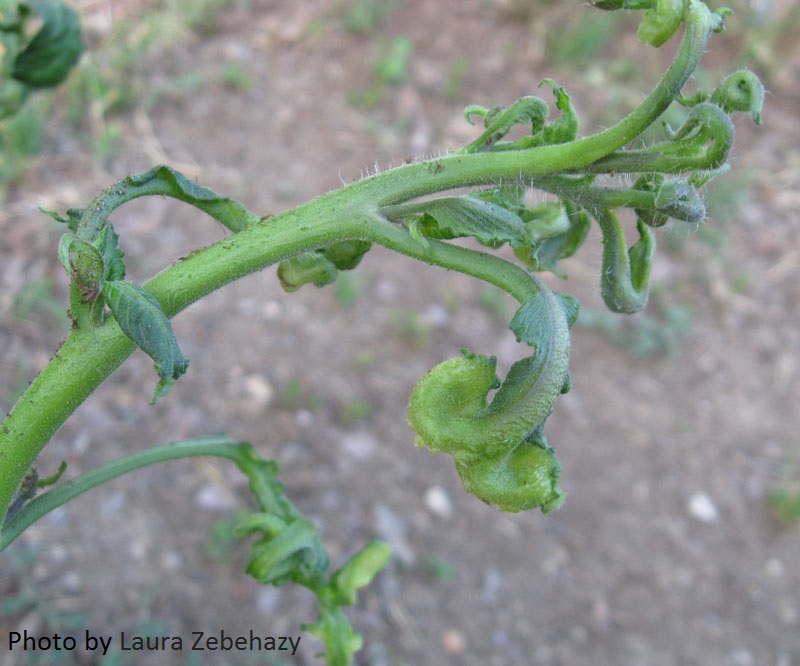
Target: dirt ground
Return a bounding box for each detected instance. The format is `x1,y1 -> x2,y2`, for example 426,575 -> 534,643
2,1 -> 800,664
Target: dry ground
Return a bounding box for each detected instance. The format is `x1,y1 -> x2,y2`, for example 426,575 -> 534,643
1,1 -> 800,665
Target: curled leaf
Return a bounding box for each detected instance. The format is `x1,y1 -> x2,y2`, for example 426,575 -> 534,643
407,195 -> 529,247
522,202 -> 571,242
634,174 -> 705,226
637,0 -> 686,47
588,102 -> 734,174
329,540 -> 392,606
595,209 -> 655,314
711,69 -> 765,125
94,225 -> 126,282
408,280 -> 572,512
518,201 -> 591,276
463,104 -> 489,125
322,240 -> 372,271
278,252 -> 339,292
658,102 -> 735,170
538,78 -> 579,145
41,207 -> 83,231
457,426 -> 565,513
125,165 -> 260,232
101,280 -> 189,402
276,241 -> 371,292
58,234 -> 103,291
632,174 -> 669,228
653,178 -> 704,223
461,96 -> 549,153
239,517 -> 328,586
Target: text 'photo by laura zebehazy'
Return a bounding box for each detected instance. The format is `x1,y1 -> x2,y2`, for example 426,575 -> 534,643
4,628 -> 302,657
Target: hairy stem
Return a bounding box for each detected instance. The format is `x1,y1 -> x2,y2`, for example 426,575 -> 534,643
0,2 -> 719,524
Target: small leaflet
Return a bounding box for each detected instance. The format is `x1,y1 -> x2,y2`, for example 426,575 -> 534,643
126,165 -> 260,231
412,196 -> 529,248
102,280 -> 189,403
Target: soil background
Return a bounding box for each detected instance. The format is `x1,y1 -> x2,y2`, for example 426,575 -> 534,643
2,1 -> 800,665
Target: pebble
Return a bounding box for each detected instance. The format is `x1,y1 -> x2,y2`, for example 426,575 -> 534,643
441,629 -> 466,655
62,571 -> 82,591
242,374 -> 274,407
765,557 -> 785,577
374,504 -> 415,566
686,492 -> 720,524
341,431 -> 377,460
729,649 -> 755,666
195,484 -> 236,510
295,409 -> 315,428
255,587 -> 282,615
423,485 -> 453,519
101,490 -> 127,516
478,567 -> 503,605
160,550 -> 183,572
420,303 -> 451,328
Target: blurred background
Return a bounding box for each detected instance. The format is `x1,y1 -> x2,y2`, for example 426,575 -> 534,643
1,1 -> 799,664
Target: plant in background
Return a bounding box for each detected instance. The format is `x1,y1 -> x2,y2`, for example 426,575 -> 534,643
0,0 -> 82,119
0,0 -> 82,182
0,1 -> 764,664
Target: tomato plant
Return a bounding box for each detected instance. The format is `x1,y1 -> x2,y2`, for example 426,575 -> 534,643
0,1 -> 763,663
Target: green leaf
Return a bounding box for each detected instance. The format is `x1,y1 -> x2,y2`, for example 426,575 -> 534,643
462,95 -> 549,153
653,178 -> 705,223
94,225 -> 126,281
304,606 -> 363,666
710,69 -> 765,125
125,165 -> 260,232
11,0 -> 82,88
637,0 -> 686,47
539,78 -> 579,145
412,196 -> 529,248
277,252 -> 339,292
509,291 -> 578,350
456,425 -> 565,513
329,540 -> 392,606
520,202 -> 571,242
41,207 -> 83,231
321,240 -> 372,271
241,517 -> 328,586
58,234 -> 101,279
59,234 -> 104,305
520,201 -> 591,276
407,278 -> 572,513
101,280 -> 189,402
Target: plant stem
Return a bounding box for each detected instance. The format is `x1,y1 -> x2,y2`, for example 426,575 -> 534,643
1,436 -> 251,550
0,4 -> 716,525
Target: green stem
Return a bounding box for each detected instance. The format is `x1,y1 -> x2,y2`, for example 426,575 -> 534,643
1,436 -> 251,550
0,2 -> 718,524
